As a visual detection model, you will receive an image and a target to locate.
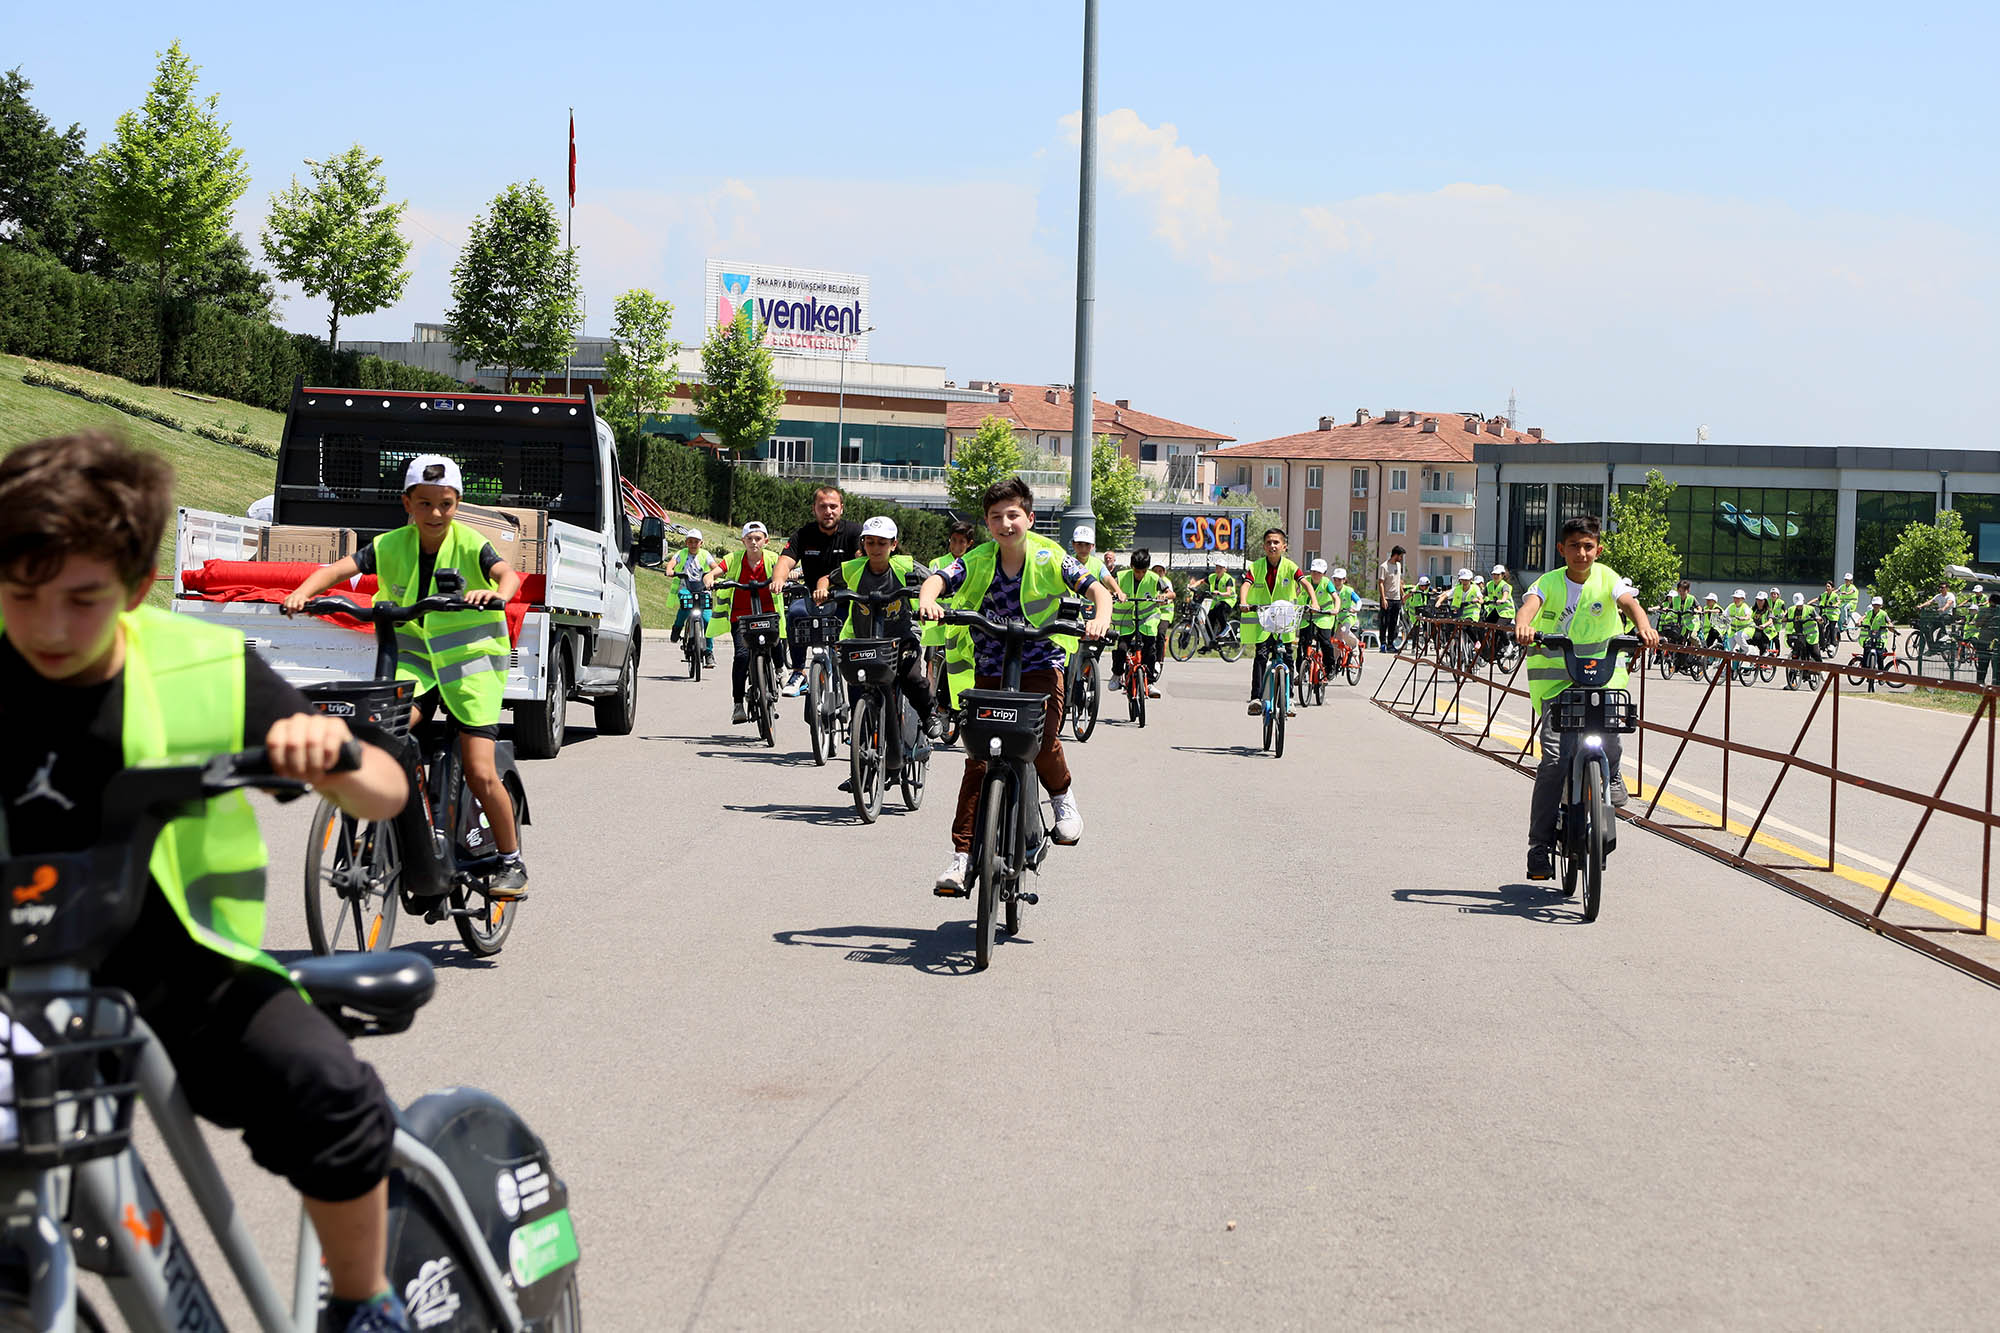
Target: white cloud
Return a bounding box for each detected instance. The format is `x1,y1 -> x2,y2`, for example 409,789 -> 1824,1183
1063,108 -> 1226,262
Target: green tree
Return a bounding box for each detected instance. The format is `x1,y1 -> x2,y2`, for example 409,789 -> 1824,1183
442,180 -> 580,385
1220,490 -> 1285,551
602,288 -> 681,432
1874,508 -> 1971,623
175,232 -> 275,319
0,67 -> 113,272
692,307 -> 784,458
1088,433 -> 1144,548
90,41 -> 250,357
261,144 -> 410,351
1603,468 -> 1683,609
1344,538 -> 1379,596
946,415 -> 1023,514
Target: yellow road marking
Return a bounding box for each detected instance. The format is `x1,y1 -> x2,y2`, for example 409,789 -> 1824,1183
1405,694 -> 1990,933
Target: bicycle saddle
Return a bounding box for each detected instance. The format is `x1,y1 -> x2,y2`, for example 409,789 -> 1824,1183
290,951 -> 437,1038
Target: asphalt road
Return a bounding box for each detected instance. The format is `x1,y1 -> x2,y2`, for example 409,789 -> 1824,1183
140,641 -> 2000,1330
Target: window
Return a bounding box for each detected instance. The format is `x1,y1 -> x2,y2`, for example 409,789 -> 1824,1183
1637,483 -> 1839,584
1429,512 -> 1441,534
841,435 -> 863,465
1350,510 -> 1367,538
1351,467 -> 1370,497
1264,465 -> 1282,488
1389,510 -> 1406,534
1306,466 -> 1324,490
1391,469 -> 1408,492
1236,466 -> 1249,486
769,437 -> 812,464
1445,471 -> 1457,492
1954,494 -> 2000,565
1556,484 -> 1602,528
1507,482 -> 1549,572
1305,508 -> 1322,531
1853,491 -> 1936,584
1429,557 -> 1442,579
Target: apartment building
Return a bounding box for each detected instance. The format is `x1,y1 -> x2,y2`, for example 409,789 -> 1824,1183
1207,409 -> 1548,582
945,382 -> 1234,501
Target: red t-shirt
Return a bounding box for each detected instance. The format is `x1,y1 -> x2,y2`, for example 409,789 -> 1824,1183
732,550 -> 776,619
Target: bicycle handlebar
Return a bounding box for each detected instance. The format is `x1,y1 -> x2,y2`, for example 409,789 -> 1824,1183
941,609 -> 1091,642
824,585 -> 923,609
297,593 -> 479,624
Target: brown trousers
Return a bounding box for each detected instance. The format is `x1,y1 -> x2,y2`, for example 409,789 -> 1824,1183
951,667 -> 1071,852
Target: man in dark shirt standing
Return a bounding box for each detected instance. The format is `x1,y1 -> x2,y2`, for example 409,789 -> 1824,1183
774,484 -> 861,696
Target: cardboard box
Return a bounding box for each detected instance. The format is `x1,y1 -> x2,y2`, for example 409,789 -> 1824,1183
258,525 -> 356,564
456,503 -> 549,576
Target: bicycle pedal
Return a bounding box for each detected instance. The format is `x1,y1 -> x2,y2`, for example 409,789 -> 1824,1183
934,882 -> 969,899
1019,892 -> 1039,906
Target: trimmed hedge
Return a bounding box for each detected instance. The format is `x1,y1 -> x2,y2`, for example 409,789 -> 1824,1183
21,364 -> 278,457
0,247 -> 471,409
614,418 -> 951,564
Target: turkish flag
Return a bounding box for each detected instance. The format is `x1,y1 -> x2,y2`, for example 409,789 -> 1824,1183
568,112 -> 576,208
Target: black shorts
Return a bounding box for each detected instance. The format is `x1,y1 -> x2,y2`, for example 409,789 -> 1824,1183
95,892 -> 398,1202
413,688 -> 500,740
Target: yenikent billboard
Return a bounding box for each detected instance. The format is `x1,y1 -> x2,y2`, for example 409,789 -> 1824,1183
705,260 -> 870,362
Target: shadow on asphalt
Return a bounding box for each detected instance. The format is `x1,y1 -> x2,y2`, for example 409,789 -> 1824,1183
1170,744 -> 1268,758
773,921 -> 1025,976
1391,883 -> 1588,924
723,801 -> 867,827
267,939 -> 501,973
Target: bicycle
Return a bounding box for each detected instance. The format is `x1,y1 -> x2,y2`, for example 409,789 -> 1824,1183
1536,632 -> 1642,923
1118,635 -> 1149,726
0,745 -> 580,1332
1254,601 -> 1302,758
944,603 -> 1093,972
1846,631 -> 1910,692
1167,593 -> 1243,662
793,583 -> 848,768
1329,632 -> 1365,686
677,572 -> 712,682
923,641 -> 963,748
826,587 -> 931,822
1297,635 -> 1327,708
711,578 -> 784,747
295,586 -> 530,959
1065,638 -> 1103,742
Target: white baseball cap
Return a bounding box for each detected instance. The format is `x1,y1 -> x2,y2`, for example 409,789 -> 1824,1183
1793,593 -> 1806,605
740,521 -> 767,537
403,454 -> 463,494
1417,576 -> 1431,586
1310,558 -> 1329,573
1333,567 -> 1348,579
1733,589 -> 1746,598
1844,572 -> 1854,580
1491,564 -> 1506,575
1705,593 -> 1719,601
1073,525 -> 1096,544
1457,569 -> 1473,581
860,515 -> 898,540
684,528 -> 703,541
1872,596 -> 1884,605
1977,585 -> 1988,593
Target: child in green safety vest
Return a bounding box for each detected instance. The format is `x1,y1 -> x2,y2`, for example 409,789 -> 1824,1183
1511,513 -> 1659,884
815,513 -> 939,744
1111,548 -> 1174,694
665,528 -> 719,668
704,520 -> 788,725
11,431 -> 420,1333
1723,590 -> 1754,653
286,453 -> 529,898
1783,592 -> 1822,686
920,521 -> 978,712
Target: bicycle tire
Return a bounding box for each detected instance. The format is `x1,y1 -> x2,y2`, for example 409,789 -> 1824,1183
1073,657 -> 1100,742
1654,646 -> 1673,680
756,657 -> 777,747
1345,646 -> 1363,686
305,799 -> 400,955
1273,669 -> 1288,759
455,772 -> 526,956
1581,755 -> 1608,923
900,730 -> 927,812
974,773 -> 1008,971
1884,655 -> 1910,689
1846,655 -> 1867,688
1218,631 -> 1243,663
850,694 -> 884,823
1005,795 -> 1027,938
1135,670 -> 1147,727
1757,657 -> 1776,683
1169,622 -> 1196,662
806,660 -> 827,766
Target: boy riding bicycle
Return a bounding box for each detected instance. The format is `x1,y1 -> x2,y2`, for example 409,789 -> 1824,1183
704,521 -> 785,725
815,514 -> 940,742
666,528 -> 719,668
1239,528 -> 1313,716
284,453 -> 529,898
1512,514 -> 1659,882
8,433 -> 418,1333
1112,548 -> 1173,697
918,479 -> 1112,895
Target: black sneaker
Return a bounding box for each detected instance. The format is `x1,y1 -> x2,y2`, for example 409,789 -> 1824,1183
489,860 -> 529,901
1526,847 -> 1555,882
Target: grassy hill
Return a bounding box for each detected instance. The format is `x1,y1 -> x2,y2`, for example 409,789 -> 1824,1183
0,354 -> 695,629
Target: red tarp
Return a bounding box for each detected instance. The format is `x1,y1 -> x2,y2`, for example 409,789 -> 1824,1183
179,560 -> 544,646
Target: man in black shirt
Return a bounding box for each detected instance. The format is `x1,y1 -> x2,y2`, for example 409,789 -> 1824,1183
772,484 -> 860,695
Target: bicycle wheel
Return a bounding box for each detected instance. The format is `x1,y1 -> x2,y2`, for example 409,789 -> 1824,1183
756,657 -> 777,747
1218,629 -> 1243,663
1846,655 -> 1867,688
1654,645 -> 1674,680
974,773 -> 1009,971
305,799 -> 400,955
899,729 -> 927,812
1273,669 -> 1288,759
1580,756 -> 1608,923
1134,668 -> 1147,727
849,694 -> 884,823
455,773 -> 525,957
1757,656 -> 1776,683
806,659 -> 827,766
1885,655 -> 1910,689
1169,621 -> 1196,662
1073,657 -> 1100,742
1260,671 -> 1274,752
1346,644 -> 1364,686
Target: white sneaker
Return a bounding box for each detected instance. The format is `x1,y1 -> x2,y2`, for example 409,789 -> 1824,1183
1050,790 -> 1083,845
782,671 -> 807,698
934,852 -> 969,896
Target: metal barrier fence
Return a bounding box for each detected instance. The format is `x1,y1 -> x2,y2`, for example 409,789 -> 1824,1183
1376,612 -> 2000,986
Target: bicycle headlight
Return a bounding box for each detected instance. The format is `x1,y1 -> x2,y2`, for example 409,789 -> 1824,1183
1584,735 -> 1604,750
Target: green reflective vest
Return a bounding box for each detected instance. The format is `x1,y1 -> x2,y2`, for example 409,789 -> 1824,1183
836,554 -> 917,639
1525,563 -> 1630,712
713,547 -> 788,635
1484,580 -> 1516,618
1786,604 -> 1819,646
1861,608 -> 1892,641
373,522 -> 508,728
1240,556 -> 1307,645
949,531 -> 1077,658
1665,592 -> 1699,633
1113,569 -> 1170,637
1725,601 -> 1753,633
665,548 -> 716,617
1837,584 -> 1861,613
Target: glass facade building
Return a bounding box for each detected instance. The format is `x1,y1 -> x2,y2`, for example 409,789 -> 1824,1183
1852,491 -> 1937,584
1633,484 -> 1838,584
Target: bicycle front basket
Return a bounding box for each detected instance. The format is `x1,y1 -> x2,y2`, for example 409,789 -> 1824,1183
1256,600 -> 1303,636
303,679 -> 417,739
961,689 -> 1045,762
1550,688 -> 1639,735
0,990 -> 145,1168
837,638 -> 902,686
738,612 -> 782,650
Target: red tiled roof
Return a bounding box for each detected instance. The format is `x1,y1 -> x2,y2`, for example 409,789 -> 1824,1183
945,383 -> 1233,442
1213,412 -> 1545,462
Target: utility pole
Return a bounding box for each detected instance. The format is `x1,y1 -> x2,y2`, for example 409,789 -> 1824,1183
1061,0 -> 1098,544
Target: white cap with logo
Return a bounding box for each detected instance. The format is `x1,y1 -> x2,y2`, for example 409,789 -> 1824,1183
1705,593 -> 1719,601
741,521 -> 767,538
1073,525 -> 1096,545
1491,564 -> 1506,575
403,454 -> 463,494
1733,589 -> 1746,598
1844,572 -> 1855,580
1457,569 -> 1473,581
1793,592 -> 1806,605
1333,567 -> 1348,579
683,528 -> 703,541
1309,558 -> 1329,573
860,515 -> 898,540
1872,596 -> 1884,605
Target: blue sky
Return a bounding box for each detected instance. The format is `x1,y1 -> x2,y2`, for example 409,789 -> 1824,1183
12,0 -> 1998,446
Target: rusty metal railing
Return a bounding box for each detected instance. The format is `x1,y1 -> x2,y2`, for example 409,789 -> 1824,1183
1374,613 -> 2000,986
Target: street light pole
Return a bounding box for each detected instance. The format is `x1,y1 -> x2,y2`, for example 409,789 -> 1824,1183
836,324 -> 876,476
1061,0 -> 1098,545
